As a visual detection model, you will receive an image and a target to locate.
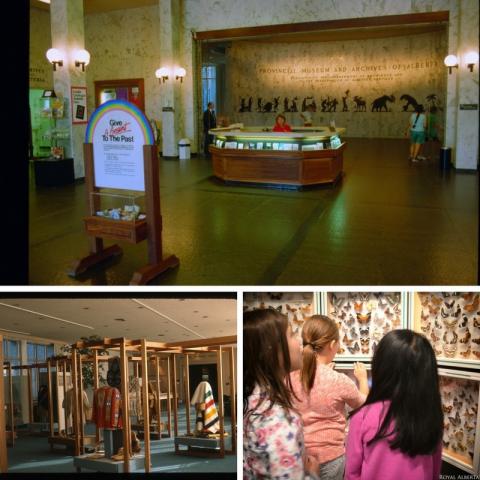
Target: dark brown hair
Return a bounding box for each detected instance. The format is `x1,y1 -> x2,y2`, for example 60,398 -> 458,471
300,315 -> 339,394
243,309 -> 296,416
275,114 -> 286,124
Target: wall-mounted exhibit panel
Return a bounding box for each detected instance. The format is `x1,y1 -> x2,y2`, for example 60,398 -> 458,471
438,369 -> 480,474
209,127 -> 345,187
318,292 -> 409,361
412,293 -> 480,369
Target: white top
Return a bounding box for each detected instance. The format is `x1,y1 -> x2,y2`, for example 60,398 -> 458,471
409,113 -> 426,132
302,111 -> 313,123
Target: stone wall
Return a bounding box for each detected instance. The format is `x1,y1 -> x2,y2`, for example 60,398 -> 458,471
29,8 -> 53,90
224,32 -> 447,138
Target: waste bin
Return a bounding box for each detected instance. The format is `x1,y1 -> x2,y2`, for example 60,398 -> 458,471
178,138 -> 191,160
439,147 -> 451,171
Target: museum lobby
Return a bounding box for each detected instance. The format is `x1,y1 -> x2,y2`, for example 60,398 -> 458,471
27,0 -> 479,286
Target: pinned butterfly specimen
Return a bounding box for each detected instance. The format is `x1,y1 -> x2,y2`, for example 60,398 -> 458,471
429,305 -> 440,316
420,324 -> 431,333
443,317 -> 459,329
472,351 -> 480,359
459,349 -> 472,358
350,329 -> 359,340
431,296 -> 443,306
338,347 -> 345,354
443,441 -> 450,449
344,301 -> 351,310
268,292 -> 283,300
378,297 -> 387,308
442,404 -> 453,414
359,327 -> 370,337
385,307 -> 394,318
337,310 -> 347,320
459,316 -> 468,328
372,329 -> 382,341
357,312 -> 371,324
391,318 -> 401,328
440,307 -> 449,318
464,294 -> 479,313
359,293 -> 370,302
347,342 -> 360,355
459,329 -> 471,343
420,295 -> 429,307
346,315 -> 356,327
354,302 -> 363,313
456,443 -> 467,453
383,324 -> 391,335
420,310 -> 429,322
462,292 -> 474,302
360,338 -> 369,346
443,343 -> 457,357
434,346 -> 443,356
473,318 -> 480,328
434,319 -> 442,330
448,411 -> 461,427
444,299 -> 455,309
455,431 -> 464,441
343,334 -> 353,346
431,330 -> 440,343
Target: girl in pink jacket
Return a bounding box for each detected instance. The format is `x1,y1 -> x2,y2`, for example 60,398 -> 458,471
345,330 -> 443,480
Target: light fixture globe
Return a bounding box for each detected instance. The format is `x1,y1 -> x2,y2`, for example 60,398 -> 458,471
46,48 -> 62,63
155,67 -> 170,83
76,49 -> 90,65
444,54 -> 458,67
444,54 -> 458,74
175,67 -> 186,77
464,51 -> 479,72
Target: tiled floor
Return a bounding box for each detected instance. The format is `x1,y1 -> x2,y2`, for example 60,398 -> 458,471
29,138 -> 478,285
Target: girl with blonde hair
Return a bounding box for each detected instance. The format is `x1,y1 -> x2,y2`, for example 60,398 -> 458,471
291,315 -> 369,480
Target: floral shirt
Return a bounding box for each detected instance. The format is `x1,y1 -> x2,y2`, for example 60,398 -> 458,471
244,385 -> 305,479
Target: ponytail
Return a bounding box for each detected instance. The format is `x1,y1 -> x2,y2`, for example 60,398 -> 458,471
300,315 -> 340,394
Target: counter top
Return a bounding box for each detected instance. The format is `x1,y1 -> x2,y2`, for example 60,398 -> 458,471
209,126 -> 345,140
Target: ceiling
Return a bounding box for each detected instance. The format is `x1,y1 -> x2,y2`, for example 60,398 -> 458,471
0,297 -> 236,345
30,0 -> 157,14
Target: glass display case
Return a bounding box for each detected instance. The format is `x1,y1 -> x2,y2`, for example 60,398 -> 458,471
83,191 -> 147,244
318,292 -> 409,360
438,368 -> 480,474
412,292 -> 480,369
243,292 -> 315,336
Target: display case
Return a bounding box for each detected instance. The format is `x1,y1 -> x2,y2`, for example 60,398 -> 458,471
317,292 -> 409,360
83,191 -> 147,243
438,368 -> 480,474
412,293 -> 480,369
243,292 -> 316,336
209,126 -> 346,188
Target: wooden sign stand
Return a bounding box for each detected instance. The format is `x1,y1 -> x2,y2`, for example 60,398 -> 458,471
69,143 -> 179,285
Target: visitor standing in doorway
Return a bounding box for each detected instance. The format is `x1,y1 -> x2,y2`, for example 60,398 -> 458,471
203,102 -> 216,155
405,104 -> 427,163
424,106 -> 443,160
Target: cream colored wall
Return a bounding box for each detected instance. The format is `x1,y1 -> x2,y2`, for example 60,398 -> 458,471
84,5 -> 162,129
29,7 -> 53,89
224,32 -> 447,138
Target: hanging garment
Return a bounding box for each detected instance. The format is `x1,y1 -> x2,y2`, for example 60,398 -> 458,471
62,388 -> 91,424
92,386 -> 123,429
128,376 -> 142,419
190,381 -> 220,434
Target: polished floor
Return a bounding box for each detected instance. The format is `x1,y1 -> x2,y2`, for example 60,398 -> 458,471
8,409 -> 235,473
29,138 -> 478,285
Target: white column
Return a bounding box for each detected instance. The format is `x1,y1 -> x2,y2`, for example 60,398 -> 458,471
454,0 -> 479,169
50,0 -> 87,178
159,0 -> 184,157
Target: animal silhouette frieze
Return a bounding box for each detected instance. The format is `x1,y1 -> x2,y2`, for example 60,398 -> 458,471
353,96 -> 366,112
238,96 -> 253,113
371,95 -> 395,112
400,94 -> 419,111
342,90 -> 350,112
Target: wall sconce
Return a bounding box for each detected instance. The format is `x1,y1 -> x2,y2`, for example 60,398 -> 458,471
155,67 -> 170,83
46,48 -> 64,71
74,49 -> 91,72
444,54 -> 459,74
464,51 -> 479,72
175,67 -> 186,83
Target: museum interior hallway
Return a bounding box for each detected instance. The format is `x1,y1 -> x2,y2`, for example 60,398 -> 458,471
29,138 -> 478,286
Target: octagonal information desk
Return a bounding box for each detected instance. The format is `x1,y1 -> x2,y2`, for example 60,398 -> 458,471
209,126 -> 346,188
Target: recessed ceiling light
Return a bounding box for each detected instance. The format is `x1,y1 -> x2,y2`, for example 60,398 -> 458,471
114,318 -> 126,322
178,299 -> 185,302
103,325 -> 108,327
158,334 -> 164,337
83,307 -> 89,310
137,306 -> 144,309
38,317 -> 44,320
194,325 -> 199,328
202,315 -> 208,318
193,311 -> 199,313
226,319 -> 231,322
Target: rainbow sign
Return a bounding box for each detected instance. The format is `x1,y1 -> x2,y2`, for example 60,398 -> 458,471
85,99 -> 154,145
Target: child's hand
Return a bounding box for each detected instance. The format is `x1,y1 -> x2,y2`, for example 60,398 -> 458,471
305,455 -> 319,476
354,362 -> 367,381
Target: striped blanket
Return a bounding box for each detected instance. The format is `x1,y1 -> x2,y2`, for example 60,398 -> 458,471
190,381 -> 220,434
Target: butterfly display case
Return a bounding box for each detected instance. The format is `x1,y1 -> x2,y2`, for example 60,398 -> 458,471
438,368 -> 480,474
412,293 -> 480,369
242,292 -> 316,336
317,292 -> 409,360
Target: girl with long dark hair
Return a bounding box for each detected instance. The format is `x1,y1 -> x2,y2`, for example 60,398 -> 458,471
244,309 -> 317,479
345,329 -> 443,480
291,315 -> 369,480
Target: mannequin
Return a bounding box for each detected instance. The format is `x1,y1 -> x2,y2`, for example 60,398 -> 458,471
190,375 -> 220,436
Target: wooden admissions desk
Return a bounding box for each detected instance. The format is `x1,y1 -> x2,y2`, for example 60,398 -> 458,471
209,126 -> 346,188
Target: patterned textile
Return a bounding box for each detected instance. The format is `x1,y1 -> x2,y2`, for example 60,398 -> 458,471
92,386 -> 123,429
190,381 -> 220,434
128,377 -> 142,418
243,385 -> 305,479
62,388 -> 91,423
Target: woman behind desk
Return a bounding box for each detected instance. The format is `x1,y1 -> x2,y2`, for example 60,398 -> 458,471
272,114 -> 292,132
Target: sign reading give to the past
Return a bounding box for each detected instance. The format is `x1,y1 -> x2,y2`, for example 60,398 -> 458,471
85,99 -> 154,191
